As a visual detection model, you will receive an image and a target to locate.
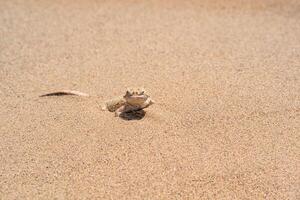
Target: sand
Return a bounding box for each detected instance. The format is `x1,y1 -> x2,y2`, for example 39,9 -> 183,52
0,0 -> 299,199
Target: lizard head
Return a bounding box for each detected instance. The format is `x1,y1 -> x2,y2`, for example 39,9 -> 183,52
123,87 -> 151,106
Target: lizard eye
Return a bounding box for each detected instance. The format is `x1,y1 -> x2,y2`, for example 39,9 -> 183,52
124,90 -> 131,97
139,88 -> 145,94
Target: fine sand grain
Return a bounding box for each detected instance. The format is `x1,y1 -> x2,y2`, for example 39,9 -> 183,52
0,0 -> 300,199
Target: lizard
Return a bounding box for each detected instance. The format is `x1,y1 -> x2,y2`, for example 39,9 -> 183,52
39,88 -> 155,117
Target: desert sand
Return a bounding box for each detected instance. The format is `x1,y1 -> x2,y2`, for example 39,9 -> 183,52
0,0 -> 299,199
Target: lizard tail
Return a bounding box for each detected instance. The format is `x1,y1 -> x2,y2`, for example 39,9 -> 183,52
39,90 -> 89,97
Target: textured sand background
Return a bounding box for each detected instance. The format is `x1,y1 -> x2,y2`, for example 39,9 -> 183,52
0,0 -> 300,199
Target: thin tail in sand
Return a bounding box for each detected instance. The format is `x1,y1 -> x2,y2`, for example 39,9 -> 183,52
39,90 -> 89,97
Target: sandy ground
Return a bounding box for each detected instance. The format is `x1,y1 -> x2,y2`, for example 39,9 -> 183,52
0,0 -> 300,199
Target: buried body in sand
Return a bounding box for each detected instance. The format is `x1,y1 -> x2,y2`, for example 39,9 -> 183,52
40,88 -> 155,117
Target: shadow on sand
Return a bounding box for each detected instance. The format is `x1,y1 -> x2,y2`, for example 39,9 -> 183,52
119,110 -> 146,121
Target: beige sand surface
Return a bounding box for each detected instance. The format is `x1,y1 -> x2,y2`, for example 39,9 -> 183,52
0,0 -> 300,199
